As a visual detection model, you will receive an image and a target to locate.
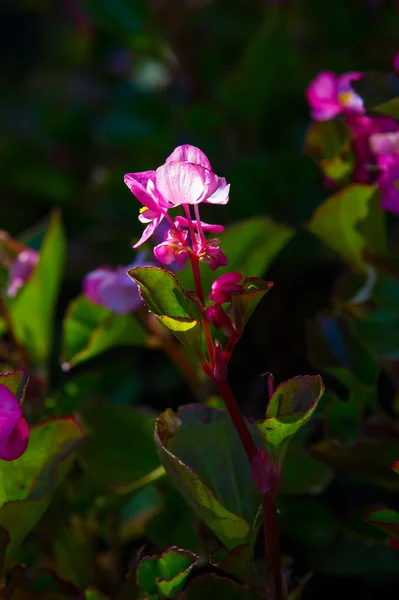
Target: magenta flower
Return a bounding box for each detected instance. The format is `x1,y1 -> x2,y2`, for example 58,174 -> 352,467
376,154 -> 399,215
0,384 -> 29,461
124,144 -> 229,249
394,51 -> 399,74
83,254 -> 153,314
209,272 -> 243,303
306,71 -> 364,121
154,227 -> 189,267
204,304 -> 235,338
7,249 -> 39,298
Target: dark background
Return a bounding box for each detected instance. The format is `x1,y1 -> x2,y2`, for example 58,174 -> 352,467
2,1 -> 399,598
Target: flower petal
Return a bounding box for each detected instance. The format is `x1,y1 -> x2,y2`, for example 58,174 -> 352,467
156,161 -> 209,205
204,179 -> 230,205
7,249 -> 39,298
133,214 -> 165,248
166,144 -> 212,170
0,384 -> 23,443
174,215 -> 224,233
124,171 -> 161,213
306,71 -> 341,121
0,417 -> 29,461
97,269 -> 142,314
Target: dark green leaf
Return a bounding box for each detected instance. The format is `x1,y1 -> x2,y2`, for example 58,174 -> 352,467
210,544 -> 255,585
155,405 -> 260,549
307,184 -> 380,273
79,405 -> 160,491
0,417 -> 85,564
352,74 -> 399,118
0,369 -> 29,401
366,509 -> 399,542
304,120 -> 354,184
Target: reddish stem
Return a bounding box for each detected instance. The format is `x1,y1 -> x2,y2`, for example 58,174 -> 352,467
262,495 -> 283,600
215,378 -> 257,464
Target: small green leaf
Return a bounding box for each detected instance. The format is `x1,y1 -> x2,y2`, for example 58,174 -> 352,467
307,184 -> 382,273
155,405 -> 260,549
7,212 -> 66,367
137,547 -> 199,599
0,416 -> 85,564
228,278 -> 273,333
85,589 -> 110,600
62,295 -> 148,369
210,544 -> 255,585
79,405 -> 160,491
0,369 -> 29,401
304,119 -> 354,184
253,376 -> 324,451
366,509 -> 399,542
180,574 -> 267,599
128,267 -> 203,360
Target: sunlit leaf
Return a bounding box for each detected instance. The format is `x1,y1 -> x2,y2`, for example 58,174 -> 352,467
137,547 -> 199,599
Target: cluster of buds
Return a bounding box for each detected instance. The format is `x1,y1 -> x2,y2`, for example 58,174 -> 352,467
306,55 -> 399,214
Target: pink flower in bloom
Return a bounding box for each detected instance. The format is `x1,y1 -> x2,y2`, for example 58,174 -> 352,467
7,249 -> 39,298
154,227 -> 189,266
0,384 -> 29,461
209,272 -> 243,303
83,254 -> 153,314
306,71 -> 364,121
124,145 -> 229,250
368,130 -> 399,214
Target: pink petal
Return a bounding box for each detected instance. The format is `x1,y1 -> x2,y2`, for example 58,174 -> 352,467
155,161 -> 209,205
166,144 -> 212,170
133,214 -> 165,248
204,179 -> 230,205
83,268 -> 114,305
0,417 -> 29,461
306,71 -> 341,121
175,216 -> 224,233
370,132 -> 399,156
97,271 -> 142,314
124,171 -> 161,213
7,249 -> 39,298
0,384 -> 23,443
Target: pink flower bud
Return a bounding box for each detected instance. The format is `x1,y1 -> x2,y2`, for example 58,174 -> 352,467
209,272 -> 243,304
0,384 -> 29,461
153,227 -> 188,267
205,304 -> 235,338
212,341 -> 228,381
7,249 -> 39,298
200,240 -> 228,271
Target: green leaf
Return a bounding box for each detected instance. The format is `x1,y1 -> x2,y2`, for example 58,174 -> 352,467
282,439 -> 333,495
310,438 -> 399,491
355,309 -> 399,359
253,376 -> 324,451
0,369 -> 29,401
79,405 -> 160,491
180,574 -> 267,599
0,416 -> 85,564
128,267 -> 203,360
307,314 -> 379,389
325,392 -> 361,446
352,74 -> 399,119
307,184 -> 381,273
155,405 -> 260,549
210,544 -> 255,585
304,120 -> 354,184
228,278 -> 273,334
85,590 -> 110,600
137,547 -> 199,599
61,295 -> 148,369
366,509 -> 399,542
178,218 -> 294,298
7,212 -> 66,367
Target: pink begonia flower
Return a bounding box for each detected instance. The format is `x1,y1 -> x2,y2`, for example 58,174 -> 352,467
306,71 -> 364,121
0,384 -> 29,461
209,272 -> 243,304
124,145 -> 229,248
154,227 -> 189,266
376,154 -> 399,215
83,254 -> 152,314
7,249 -> 39,298
393,51 -> 399,74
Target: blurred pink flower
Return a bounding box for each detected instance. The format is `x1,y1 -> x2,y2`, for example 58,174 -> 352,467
0,384 -> 29,461
83,254 -> 153,314
7,249 -> 39,298
306,71 -> 364,121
